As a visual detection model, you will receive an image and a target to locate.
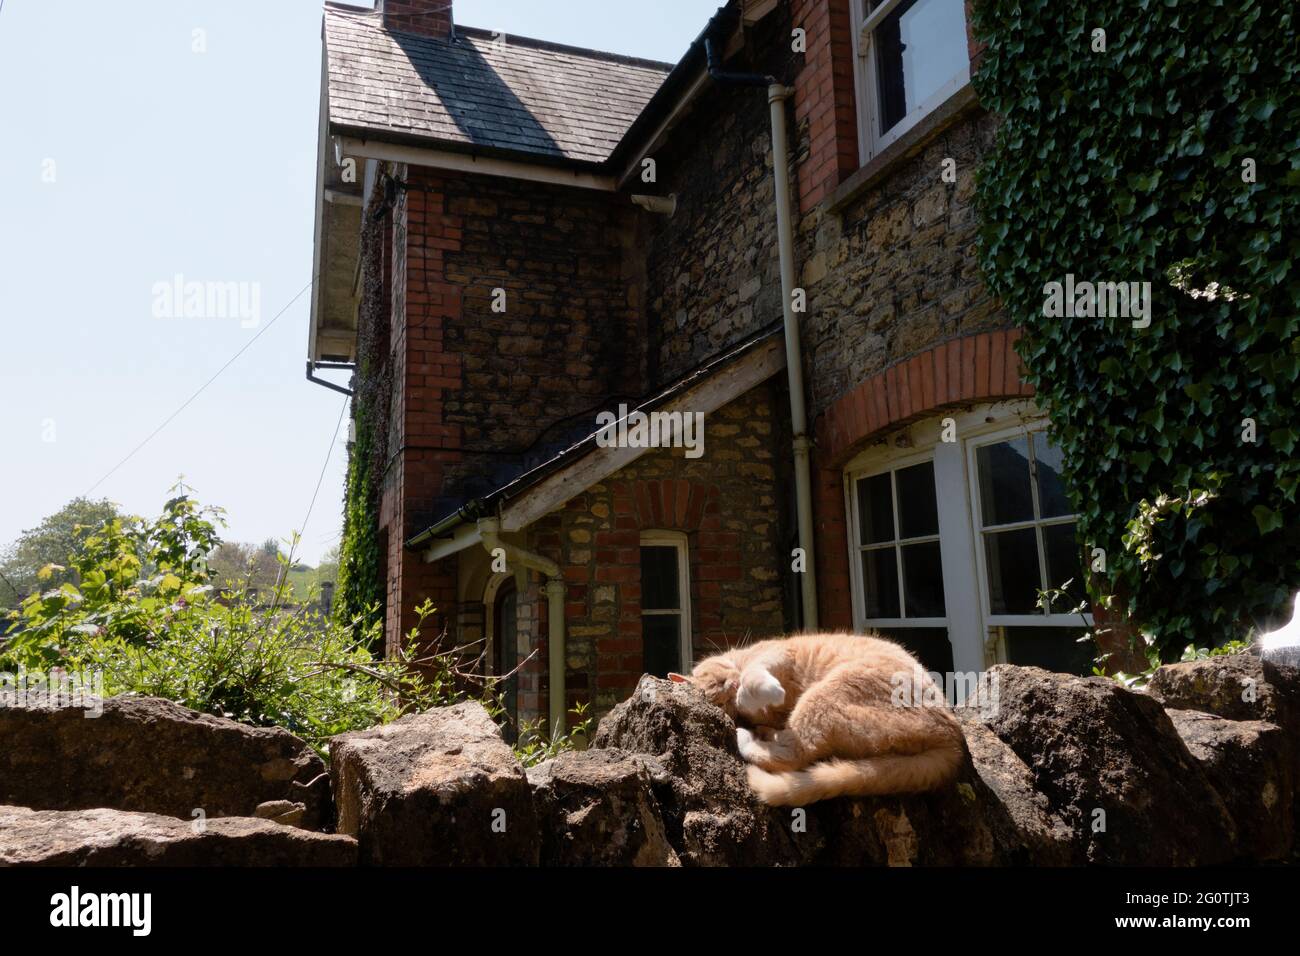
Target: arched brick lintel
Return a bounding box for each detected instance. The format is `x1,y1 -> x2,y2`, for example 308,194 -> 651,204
816,329 -> 1034,470
811,329 -> 1033,630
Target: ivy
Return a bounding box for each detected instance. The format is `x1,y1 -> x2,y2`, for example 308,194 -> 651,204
972,0 -> 1300,657
334,394 -> 383,640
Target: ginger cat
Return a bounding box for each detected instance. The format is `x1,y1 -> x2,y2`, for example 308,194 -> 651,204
670,633 -> 966,806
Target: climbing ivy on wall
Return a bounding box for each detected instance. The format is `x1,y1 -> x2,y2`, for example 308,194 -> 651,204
334,394 -> 384,639
972,0 -> 1300,657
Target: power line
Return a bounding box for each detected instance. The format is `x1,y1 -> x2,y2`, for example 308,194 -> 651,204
84,277 -> 315,497
292,394 -> 349,563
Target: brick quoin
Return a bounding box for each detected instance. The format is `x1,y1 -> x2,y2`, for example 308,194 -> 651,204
380,168 -> 464,649
812,330 -> 1033,628
791,0 -> 858,211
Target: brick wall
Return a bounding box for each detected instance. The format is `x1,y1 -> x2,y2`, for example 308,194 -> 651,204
363,164 -> 643,654
438,169 -> 643,503
790,0 -> 858,210
381,0 -> 453,38
379,167 -> 460,646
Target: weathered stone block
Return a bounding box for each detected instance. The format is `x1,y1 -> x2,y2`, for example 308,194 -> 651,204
0,695 -> 331,830
330,702 -> 538,866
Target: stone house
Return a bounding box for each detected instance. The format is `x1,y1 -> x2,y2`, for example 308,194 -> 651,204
308,0 -> 1095,735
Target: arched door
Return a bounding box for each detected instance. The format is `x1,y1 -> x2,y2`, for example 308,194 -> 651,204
492,579 -> 519,742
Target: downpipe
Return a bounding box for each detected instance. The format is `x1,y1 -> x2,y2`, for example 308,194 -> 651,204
767,84 -> 820,631
702,25 -> 819,629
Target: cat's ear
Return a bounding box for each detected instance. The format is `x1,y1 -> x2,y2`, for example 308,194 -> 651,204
667,672 -> 690,683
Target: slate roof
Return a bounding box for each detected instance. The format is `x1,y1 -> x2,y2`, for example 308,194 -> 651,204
324,4 -> 674,166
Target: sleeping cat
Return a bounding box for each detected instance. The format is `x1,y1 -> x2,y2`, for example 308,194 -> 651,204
670,633 -> 966,806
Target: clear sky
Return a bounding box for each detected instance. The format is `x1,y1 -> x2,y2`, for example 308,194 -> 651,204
0,0 -> 717,564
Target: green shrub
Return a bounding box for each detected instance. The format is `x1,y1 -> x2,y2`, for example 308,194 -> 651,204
0,491 -> 477,754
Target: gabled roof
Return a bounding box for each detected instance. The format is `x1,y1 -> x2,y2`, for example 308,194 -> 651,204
324,4 -> 673,166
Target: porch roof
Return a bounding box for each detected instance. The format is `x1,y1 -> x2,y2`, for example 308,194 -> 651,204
408,325 -> 787,560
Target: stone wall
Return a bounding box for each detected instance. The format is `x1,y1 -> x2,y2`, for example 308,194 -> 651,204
642,9 -> 796,388
524,383 -> 790,716
801,108 -> 1008,420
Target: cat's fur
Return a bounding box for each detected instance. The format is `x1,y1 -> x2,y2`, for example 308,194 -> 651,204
671,633 -> 966,806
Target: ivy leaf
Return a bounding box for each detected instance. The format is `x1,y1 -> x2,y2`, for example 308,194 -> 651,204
1252,505 -> 1283,534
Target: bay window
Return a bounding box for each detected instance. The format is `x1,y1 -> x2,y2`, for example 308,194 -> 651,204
846,405 -> 1094,676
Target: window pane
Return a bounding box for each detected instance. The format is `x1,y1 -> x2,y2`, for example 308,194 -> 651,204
857,472 -> 895,544
1043,522 -> 1089,612
901,541 -> 946,617
642,614 -> 682,677
896,461 -> 939,538
875,0 -> 969,134
1003,626 -> 1094,676
863,548 -> 901,618
1034,434 -> 1073,519
976,437 -> 1034,526
983,528 -> 1041,614
640,546 -> 679,610
873,627 -> 954,676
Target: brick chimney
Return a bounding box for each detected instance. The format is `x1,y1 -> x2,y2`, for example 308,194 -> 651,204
381,0 -> 453,38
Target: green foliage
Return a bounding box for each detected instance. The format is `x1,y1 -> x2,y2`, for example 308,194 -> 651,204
0,497 -> 121,609
514,702 -> 595,769
972,0 -> 1300,658
334,396 -> 384,639
0,490 -> 475,754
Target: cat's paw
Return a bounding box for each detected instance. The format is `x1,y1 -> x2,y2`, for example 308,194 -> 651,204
737,669 -> 785,715
736,727 -> 759,761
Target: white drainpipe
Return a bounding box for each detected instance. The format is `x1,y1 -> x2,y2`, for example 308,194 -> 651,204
768,83 -> 819,630
477,517 -> 567,737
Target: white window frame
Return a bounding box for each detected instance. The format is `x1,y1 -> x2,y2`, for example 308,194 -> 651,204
966,424 -> 1094,630
640,531 -> 693,672
847,446 -> 948,633
849,0 -> 973,165
844,402 -> 1088,671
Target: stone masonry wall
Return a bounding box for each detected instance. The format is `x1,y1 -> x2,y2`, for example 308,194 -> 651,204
801,108 -> 1009,420
524,383 -> 789,717
642,9 -> 795,389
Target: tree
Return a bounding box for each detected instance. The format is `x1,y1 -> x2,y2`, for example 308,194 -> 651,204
207,541 -> 281,591
0,498 -> 120,608
316,545 -> 341,586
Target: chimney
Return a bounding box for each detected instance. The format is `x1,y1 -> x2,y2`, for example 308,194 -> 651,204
380,0 -> 453,39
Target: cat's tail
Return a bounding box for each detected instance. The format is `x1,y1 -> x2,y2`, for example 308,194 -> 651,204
745,744 -> 966,807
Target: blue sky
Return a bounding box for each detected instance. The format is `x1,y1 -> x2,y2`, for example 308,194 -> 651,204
0,0 -> 716,564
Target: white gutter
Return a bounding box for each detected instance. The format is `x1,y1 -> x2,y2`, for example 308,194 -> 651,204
336,136 -> 617,192
422,523 -> 483,564
308,55 -> 331,365
477,518 -> 567,739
